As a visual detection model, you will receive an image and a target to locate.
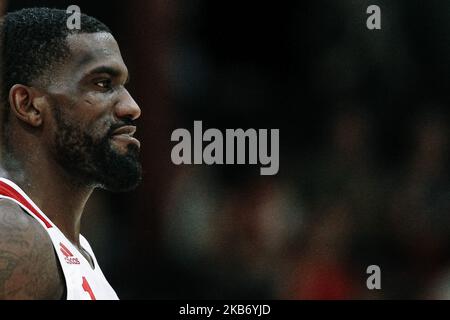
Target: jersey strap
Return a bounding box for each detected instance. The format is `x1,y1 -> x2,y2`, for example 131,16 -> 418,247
0,178 -> 53,228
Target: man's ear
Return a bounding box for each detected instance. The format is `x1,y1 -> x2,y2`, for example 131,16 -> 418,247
8,84 -> 49,127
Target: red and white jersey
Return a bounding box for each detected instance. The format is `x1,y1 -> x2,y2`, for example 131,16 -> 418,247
0,178 -> 119,300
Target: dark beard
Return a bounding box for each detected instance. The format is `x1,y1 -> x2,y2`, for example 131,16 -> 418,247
52,106 -> 142,192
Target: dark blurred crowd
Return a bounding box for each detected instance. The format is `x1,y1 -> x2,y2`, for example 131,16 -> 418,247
155,0 -> 450,299
160,105 -> 450,299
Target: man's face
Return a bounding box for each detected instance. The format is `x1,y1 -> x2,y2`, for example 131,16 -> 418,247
44,32 -> 142,192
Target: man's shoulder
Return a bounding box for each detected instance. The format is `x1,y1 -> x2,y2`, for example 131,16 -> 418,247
0,198 -> 65,299
0,198 -> 40,228
0,198 -> 48,245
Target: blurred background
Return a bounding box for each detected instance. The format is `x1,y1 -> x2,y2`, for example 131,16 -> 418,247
2,0 -> 450,299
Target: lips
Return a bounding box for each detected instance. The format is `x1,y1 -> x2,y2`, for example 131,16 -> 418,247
112,125 -> 137,137
111,125 -> 140,148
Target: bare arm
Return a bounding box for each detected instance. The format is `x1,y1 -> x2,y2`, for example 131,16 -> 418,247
0,199 -> 64,299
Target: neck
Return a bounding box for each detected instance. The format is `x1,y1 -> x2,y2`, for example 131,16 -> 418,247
2,150 -> 93,247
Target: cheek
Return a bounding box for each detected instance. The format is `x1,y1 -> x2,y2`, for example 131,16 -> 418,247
53,89 -> 115,134
76,99 -> 114,137
55,110 -> 110,143
84,117 -> 113,141
48,92 -> 114,139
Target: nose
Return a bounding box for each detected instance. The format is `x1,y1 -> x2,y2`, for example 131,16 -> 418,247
114,89 -> 141,121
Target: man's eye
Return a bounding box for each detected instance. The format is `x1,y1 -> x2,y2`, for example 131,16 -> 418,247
95,79 -> 112,89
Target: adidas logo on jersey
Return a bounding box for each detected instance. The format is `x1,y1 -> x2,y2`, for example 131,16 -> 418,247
60,242 -> 80,265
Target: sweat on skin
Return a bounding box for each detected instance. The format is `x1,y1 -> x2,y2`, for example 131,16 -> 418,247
171,120 -> 279,175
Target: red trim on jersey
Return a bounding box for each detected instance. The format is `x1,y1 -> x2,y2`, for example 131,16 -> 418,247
0,180 -> 52,228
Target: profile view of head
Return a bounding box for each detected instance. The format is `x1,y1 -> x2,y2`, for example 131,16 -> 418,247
0,7 -> 142,192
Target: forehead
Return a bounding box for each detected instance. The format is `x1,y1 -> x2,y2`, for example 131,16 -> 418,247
65,32 -> 127,74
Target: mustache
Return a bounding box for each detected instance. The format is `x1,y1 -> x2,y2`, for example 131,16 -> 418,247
107,118 -> 136,136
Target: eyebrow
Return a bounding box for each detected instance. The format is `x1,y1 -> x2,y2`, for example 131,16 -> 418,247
85,65 -> 130,84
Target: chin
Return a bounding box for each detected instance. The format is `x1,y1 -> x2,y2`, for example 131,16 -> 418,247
110,135 -> 141,154
99,155 -> 142,192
